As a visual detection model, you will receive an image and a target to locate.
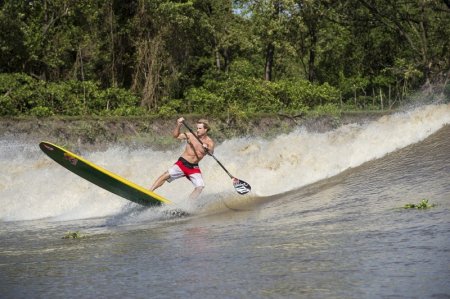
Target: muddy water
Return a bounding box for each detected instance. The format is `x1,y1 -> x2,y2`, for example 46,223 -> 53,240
1,104 -> 449,298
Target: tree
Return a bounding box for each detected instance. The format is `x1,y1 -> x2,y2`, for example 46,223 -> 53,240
0,6 -> 28,72
288,0 -> 333,82
236,0 -> 296,81
355,0 -> 450,84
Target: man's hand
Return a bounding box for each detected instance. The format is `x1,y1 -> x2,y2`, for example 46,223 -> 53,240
173,117 -> 185,138
177,117 -> 185,125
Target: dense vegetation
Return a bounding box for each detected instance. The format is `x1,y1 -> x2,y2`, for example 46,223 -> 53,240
1,0 -> 449,118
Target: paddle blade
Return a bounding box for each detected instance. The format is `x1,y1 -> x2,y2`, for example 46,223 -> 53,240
232,178 -> 251,195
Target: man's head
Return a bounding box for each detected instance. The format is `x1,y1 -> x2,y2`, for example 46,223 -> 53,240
197,119 -> 210,133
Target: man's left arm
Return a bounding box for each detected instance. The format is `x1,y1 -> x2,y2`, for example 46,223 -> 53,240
205,139 -> 214,155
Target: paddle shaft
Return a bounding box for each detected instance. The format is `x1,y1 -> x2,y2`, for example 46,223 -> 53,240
182,122 -> 234,179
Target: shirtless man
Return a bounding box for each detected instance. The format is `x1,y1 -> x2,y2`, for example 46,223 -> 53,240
150,117 -> 215,200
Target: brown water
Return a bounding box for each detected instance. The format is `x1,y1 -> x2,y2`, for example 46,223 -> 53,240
1,104 -> 449,298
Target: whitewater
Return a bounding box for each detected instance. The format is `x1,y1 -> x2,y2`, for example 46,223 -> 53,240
1,103 -> 449,299
1,104 -> 448,222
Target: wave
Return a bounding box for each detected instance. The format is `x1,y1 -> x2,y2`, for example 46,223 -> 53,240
1,104 -> 448,222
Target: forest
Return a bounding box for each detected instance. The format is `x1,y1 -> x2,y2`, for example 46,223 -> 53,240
0,0 -> 449,118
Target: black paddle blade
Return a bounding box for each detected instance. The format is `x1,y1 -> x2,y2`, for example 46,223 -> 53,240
232,178 -> 251,195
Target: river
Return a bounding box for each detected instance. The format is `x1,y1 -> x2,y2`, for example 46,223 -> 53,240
1,104 -> 449,298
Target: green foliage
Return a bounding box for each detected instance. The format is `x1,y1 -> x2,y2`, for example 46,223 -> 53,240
158,99 -> 184,117
339,75 -> 370,99
89,86 -> 140,113
218,76 -> 281,113
228,58 -> 262,79
0,9 -> 28,72
185,76 -> 282,115
0,95 -> 17,115
0,73 -> 140,116
0,67 -> 429,118
373,74 -> 395,88
310,103 -> 341,117
29,106 -> 54,117
404,199 -> 435,209
62,231 -> 85,239
387,59 -> 424,88
184,87 -> 225,114
0,0 -> 449,117
275,79 -> 339,112
180,76 -> 342,118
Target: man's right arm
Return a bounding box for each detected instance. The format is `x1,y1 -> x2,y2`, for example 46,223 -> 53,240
172,117 -> 186,139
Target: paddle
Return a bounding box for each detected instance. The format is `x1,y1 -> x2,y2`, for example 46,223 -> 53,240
182,121 -> 251,195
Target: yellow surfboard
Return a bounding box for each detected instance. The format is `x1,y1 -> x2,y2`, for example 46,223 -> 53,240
39,142 -> 172,207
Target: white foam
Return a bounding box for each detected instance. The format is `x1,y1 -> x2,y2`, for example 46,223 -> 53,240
0,104 -> 448,221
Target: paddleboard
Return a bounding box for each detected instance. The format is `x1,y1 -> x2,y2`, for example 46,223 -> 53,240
39,141 -> 172,207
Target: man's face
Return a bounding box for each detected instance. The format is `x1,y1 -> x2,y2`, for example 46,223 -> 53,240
196,123 -> 207,136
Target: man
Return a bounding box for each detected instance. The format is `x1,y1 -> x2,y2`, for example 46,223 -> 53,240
150,117 -> 214,200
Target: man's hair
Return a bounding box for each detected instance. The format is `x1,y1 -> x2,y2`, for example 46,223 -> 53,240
197,119 -> 210,131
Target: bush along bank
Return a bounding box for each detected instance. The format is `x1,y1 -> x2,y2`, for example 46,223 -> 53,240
0,72 -> 423,120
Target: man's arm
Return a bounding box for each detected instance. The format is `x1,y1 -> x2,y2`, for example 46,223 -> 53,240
204,138 -> 215,155
172,117 -> 186,139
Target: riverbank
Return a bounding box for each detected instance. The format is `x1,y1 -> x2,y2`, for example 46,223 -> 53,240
0,111 -> 392,151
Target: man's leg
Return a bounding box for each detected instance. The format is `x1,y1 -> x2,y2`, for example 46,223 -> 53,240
189,186 -> 204,200
188,173 -> 205,200
150,171 -> 170,191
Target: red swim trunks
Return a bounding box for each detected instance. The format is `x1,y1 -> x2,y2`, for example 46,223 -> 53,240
167,157 -> 204,187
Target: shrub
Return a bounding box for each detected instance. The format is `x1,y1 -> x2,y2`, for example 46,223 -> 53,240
90,86 -> 140,112
158,99 -> 184,117
184,87 -> 225,114
0,94 -> 18,115
0,73 -> 142,116
310,103 -> 341,117
184,76 -> 283,118
275,79 -> 339,112
29,106 -> 54,117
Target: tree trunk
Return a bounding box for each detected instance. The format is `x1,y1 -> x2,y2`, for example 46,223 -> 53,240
132,37 -> 163,110
380,88 -> 383,110
264,42 -> 275,81
308,23 -> 317,82
215,47 -> 221,70
109,1 -> 117,88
